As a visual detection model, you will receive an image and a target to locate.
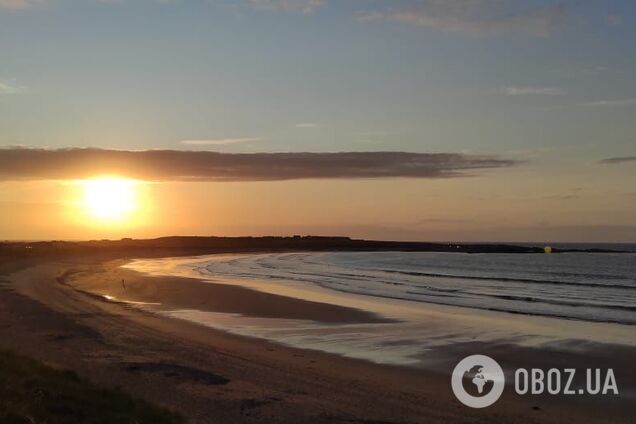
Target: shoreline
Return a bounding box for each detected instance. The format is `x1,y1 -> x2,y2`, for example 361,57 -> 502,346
61,261 -> 395,325
119,254 -> 636,353
2,255 -> 635,423
123,252 -> 636,327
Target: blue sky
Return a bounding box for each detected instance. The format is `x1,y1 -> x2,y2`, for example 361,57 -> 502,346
1,0 -> 634,155
0,0 -> 635,241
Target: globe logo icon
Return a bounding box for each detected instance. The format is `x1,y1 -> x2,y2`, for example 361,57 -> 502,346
469,365 -> 490,394
451,355 -> 505,408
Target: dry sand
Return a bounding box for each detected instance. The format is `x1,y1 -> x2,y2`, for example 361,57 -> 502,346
1,255 -> 634,423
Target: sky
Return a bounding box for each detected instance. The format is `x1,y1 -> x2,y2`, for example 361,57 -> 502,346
0,0 -> 635,242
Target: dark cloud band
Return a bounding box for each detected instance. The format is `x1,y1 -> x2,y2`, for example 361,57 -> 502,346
0,148 -> 519,181
598,156 -> 636,165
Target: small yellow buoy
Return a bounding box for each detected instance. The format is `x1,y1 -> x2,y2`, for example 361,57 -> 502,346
544,246 -> 552,254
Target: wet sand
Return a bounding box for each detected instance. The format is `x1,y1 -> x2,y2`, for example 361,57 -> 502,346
1,256 -> 635,423
60,260 -> 394,324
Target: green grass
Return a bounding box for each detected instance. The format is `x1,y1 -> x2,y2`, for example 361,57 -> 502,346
0,350 -> 183,424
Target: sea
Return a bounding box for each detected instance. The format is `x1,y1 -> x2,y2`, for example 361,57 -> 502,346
124,246 -> 636,367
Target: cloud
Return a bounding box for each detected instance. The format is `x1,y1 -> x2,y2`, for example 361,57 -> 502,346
598,156 -> 636,165
181,138 -> 263,146
0,0 -> 327,13
415,217 -> 470,224
0,80 -> 26,94
357,0 -> 568,37
248,0 -> 324,14
541,187 -> 582,201
504,86 -> 564,96
543,193 -> 578,201
579,65 -> 609,75
0,148 -> 519,182
577,99 -> 636,108
0,0 -> 43,9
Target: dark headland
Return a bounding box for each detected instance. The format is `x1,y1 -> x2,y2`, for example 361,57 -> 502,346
0,235 -> 625,259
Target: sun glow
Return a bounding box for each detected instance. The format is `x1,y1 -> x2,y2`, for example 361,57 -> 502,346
81,177 -> 139,223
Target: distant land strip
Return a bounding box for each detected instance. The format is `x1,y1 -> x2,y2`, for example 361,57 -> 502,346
0,236 -> 627,257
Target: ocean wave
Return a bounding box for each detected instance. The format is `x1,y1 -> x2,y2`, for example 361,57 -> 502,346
189,251 -> 636,325
377,269 -> 636,290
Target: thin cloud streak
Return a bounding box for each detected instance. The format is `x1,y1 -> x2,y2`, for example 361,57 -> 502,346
0,148 -> 520,182
598,156 -> 636,165
577,99 -> 636,108
249,0 -> 324,14
504,86 -> 564,96
181,138 -> 263,146
0,80 -> 26,94
0,0 -> 326,13
0,0 -> 42,9
358,1 -> 568,37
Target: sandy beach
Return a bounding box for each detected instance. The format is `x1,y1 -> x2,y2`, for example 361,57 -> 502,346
1,254 -> 635,423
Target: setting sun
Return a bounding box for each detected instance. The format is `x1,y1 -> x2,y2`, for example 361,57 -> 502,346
81,177 -> 139,222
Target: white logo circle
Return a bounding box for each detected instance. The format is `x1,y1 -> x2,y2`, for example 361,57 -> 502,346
451,354 -> 505,408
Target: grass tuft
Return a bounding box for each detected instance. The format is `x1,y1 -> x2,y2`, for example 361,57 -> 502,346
0,350 -> 183,424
